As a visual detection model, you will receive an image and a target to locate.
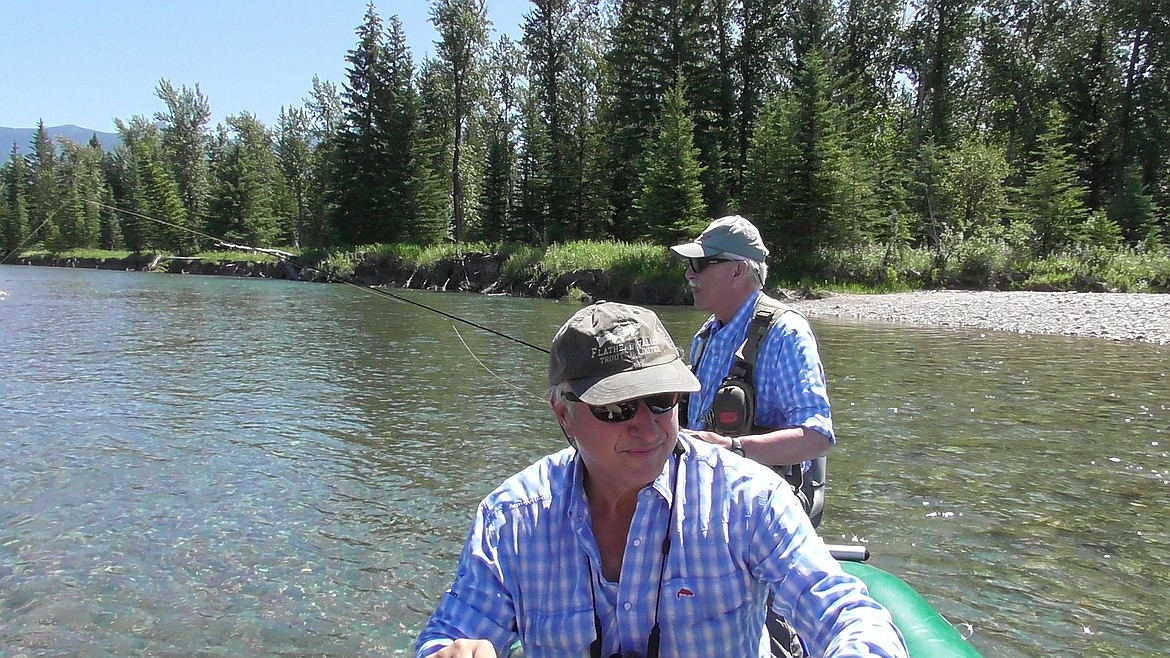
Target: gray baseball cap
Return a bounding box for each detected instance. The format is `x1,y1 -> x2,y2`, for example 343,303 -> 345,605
548,302 -> 699,405
670,215 -> 769,262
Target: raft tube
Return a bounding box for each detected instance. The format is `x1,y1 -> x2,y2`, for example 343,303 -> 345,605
840,560 -> 982,658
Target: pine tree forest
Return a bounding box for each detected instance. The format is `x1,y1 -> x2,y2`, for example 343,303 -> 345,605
3,0 -> 1169,286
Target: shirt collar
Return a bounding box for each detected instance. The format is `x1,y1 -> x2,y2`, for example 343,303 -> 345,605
702,288 -> 761,337
567,444 -> 682,514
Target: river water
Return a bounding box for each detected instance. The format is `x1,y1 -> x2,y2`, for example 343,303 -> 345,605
1,265 -> 1167,657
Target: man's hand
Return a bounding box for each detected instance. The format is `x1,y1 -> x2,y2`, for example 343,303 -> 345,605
685,429 -> 732,449
425,639 -> 498,658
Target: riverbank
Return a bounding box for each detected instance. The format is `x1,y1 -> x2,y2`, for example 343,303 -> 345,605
784,289 -> 1170,344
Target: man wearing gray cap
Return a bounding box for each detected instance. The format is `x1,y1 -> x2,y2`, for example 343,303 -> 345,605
671,215 -> 834,657
415,302 -> 905,658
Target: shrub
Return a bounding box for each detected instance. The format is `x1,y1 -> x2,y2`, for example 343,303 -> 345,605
807,243 -> 929,291
500,244 -> 543,280
322,250 -> 356,279
1100,246 -> 1170,292
946,235 -> 1014,289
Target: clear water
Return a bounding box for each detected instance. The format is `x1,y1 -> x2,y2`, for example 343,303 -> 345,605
1,265 -> 1167,657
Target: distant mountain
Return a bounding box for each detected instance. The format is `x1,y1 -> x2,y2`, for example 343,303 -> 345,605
0,124 -> 122,155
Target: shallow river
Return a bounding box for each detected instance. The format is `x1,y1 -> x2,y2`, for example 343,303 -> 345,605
1,265 -> 1167,657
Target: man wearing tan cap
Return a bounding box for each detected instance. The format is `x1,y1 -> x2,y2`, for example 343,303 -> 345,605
415,302 -> 905,658
671,215 -> 835,657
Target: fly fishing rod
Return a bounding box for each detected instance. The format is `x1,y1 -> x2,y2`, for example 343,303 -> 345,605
81,199 -> 551,354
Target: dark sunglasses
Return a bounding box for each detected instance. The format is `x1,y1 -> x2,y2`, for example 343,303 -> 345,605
685,256 -> 732,274
564,392 -> 681,423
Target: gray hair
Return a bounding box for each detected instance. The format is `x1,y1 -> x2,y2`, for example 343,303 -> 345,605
547,382 -> 580,420
720,253 -> 767,289
547,381 -> 574,400
745,259 -> 767,288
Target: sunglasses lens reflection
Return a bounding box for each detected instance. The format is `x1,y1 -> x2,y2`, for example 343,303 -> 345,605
586,393 -> 680,423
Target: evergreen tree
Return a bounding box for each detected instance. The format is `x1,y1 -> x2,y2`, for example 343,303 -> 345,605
1015,106 -> 1090,255
156,80 -> 212,254
2,144 -> 30,254
631,80 -> 707,244
515,85 -> 553,243
0,175 -> 8,257
523,0 -> 597,240
865,127 -> 915,261
478,36 -> 521,243
416,60 -> 455,233
25,120 -> 62,249
56,138 -> 104,249
96,162 -> 123,251
402,153 -> 450,245
332,3 -> 413,246
331,2 -> 387,245
86,135 -> 117,248
600,0 -> 672,237
208,113 -> 284,246
137,144 -> 187,252
114,116 -> 185,252
673,0 -> 735,216
733,0 -> 786,186
1108,162 -> 1161,246
743,51 -> 852,272
410,57 -> 460,246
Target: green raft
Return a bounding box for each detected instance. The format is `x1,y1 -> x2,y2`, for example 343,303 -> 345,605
838,558 -> 982,657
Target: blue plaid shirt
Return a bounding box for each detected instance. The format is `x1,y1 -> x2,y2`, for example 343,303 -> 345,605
415,436 -> 906,658
686,290 -> 835,465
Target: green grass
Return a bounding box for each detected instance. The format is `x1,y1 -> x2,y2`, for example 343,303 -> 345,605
52,248 -> 138,259
16,237 -> 1170,295
192,250 -> 281,263
539,240 -> 679,285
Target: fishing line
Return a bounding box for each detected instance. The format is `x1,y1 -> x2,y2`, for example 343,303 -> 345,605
452,325 -> 546,402
80,198 -> 551,355
0,203 -> 68,266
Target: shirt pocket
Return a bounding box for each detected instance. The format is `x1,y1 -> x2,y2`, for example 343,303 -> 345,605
519,608 -> 594,657
659,573 -> 750,624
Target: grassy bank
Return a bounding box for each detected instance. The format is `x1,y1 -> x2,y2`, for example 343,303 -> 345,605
13,238 -> 1170,294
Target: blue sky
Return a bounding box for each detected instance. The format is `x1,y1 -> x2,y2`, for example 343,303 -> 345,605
1,0 -> 529,133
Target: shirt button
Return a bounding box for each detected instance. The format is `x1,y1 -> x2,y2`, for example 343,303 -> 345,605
623,602 -> 632,611
632,538 -> 641,547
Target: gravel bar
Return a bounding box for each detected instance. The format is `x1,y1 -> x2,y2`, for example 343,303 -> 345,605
786,290 -> 1170,345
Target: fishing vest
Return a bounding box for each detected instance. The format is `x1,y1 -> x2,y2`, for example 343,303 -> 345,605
689,294 -> 796,438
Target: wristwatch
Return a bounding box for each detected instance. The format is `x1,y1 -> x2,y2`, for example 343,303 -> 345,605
729,437 -> 745,457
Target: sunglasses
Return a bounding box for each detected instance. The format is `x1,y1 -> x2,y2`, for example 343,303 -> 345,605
564,392 -> 682,423
685,256 -> 732,274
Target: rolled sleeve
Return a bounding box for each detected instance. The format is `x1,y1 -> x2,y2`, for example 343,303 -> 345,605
748,481 -> 906,657
754,311 -> 835,443
414,503 -> 519,658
